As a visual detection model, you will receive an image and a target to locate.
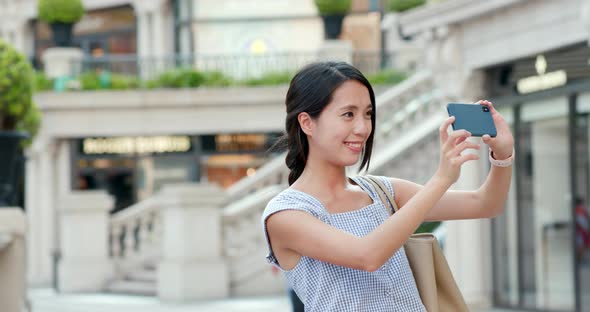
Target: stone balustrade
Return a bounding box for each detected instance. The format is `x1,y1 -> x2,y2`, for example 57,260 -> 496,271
109,196 -> 162,276
222,185 -> 285,296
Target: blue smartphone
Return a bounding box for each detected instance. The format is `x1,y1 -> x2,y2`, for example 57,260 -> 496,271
446,103 -> 497,137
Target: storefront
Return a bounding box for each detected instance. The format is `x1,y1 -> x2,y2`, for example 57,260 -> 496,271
486,43 -> 590,311
71,132 -> 280,213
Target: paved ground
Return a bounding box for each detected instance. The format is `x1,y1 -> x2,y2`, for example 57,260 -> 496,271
28,287 -> 528,312
29,288 -> 291,312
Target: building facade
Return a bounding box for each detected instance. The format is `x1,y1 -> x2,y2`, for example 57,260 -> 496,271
400,0 -> 590,310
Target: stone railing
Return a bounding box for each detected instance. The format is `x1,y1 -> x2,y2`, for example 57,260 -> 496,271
109,196 -> 162,276
372,70 -> 439,154
222,185 -> 285,296
226,154 -> 289,202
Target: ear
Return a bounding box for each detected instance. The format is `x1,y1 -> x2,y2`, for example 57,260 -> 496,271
297,112 -> 314,136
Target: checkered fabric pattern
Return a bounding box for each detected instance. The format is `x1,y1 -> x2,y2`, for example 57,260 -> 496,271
261,176 -> 426,312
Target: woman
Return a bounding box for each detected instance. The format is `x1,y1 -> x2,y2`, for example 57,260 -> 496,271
262,61 -> 513,311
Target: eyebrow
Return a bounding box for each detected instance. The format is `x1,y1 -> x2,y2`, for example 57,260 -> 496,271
339,104 -> 372,111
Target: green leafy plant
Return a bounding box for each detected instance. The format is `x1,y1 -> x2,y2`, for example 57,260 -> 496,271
314,0 -> 352,15
37,0 -> 84,24
387,0 -> 426,12
0,39 -> 41,144
156,68 -> 205,88
366,69 -> 407,85
34,71 -> 54,91
202,71 -> 233,87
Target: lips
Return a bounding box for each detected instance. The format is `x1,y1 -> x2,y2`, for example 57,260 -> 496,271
344,142 -> 363,153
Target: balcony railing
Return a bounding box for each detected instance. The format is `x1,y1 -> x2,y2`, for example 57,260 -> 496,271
69,51 -> 395,87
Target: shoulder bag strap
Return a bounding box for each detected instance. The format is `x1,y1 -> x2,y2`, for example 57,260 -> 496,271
359,175 -> 399,214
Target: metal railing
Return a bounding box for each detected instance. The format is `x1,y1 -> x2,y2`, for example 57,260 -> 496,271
71,51 -> 395,84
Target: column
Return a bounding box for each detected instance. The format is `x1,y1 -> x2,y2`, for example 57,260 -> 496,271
24,143 -> 42,285
58,191 -> 113,292
29,139 -> 57,286
157,183 -> 229,301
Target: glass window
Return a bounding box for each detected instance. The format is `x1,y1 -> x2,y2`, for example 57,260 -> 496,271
518,97 -> 574,310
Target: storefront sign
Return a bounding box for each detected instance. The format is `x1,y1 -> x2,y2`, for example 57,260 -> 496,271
83,136 -> 191,155
214,134 -> 268,152
517,55 -> 567,94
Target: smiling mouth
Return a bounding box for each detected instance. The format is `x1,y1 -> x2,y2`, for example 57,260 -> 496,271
344,142 -> 363,152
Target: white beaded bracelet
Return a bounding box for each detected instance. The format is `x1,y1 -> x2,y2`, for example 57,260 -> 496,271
489,148 -> 514,167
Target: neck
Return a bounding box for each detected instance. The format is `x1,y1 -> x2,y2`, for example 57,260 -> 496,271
292,154 -> 350,198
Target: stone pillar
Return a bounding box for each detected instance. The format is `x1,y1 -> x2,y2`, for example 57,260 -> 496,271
24,142 -> 42,285
42,48 -> 84,79
317,40 -> 353,65
157,183 -> 229,301
0,208 -> 27,312
58,191 -> 113,292
28,139 -> 58,286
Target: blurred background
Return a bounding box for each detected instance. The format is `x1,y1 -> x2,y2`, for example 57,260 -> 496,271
0,0 -> 589,311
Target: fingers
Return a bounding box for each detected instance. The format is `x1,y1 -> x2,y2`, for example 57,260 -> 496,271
482,134 -> 492,145
454,151 -> 480,165
443,129 -> 471,151
450,140 -> 480,156
439,116 -> 454,144
477,99 -> 497,114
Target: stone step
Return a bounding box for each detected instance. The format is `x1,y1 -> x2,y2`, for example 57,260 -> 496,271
105,280 -> 156,296
126,269 -> 156,283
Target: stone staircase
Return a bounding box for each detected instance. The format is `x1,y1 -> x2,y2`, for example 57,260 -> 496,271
105,264 -> 157,296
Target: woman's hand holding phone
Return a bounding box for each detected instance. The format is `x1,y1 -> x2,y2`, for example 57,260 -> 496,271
434,117 -> 480,186
476,100 -> 514,160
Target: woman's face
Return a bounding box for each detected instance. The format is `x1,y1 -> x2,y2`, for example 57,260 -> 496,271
305,80 -> 373,167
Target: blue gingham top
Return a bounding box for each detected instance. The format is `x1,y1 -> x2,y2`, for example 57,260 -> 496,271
262,176 -> 426,312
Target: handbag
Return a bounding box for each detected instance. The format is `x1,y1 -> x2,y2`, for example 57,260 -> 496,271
359,175 -> 469,312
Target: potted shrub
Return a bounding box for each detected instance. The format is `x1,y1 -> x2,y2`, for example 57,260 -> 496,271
0,40 -> 42,206
387,0 -> 426,12
38,0 -> 85,47
314,0 -> 352,39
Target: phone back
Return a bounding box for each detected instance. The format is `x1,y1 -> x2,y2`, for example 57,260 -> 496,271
446,103 -> 497,137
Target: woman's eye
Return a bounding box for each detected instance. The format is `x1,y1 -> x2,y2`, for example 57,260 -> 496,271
343,112 -> 353,117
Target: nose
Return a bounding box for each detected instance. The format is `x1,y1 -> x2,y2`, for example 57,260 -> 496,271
353,117 -> 371,138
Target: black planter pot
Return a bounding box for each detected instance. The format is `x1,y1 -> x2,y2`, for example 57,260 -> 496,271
321,14 -> 345,39
50,22 -> 74,47
0,132 -> 27,207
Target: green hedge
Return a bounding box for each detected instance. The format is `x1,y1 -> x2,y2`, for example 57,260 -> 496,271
367,69 -> 407,85
34,72 -> 54,91
240,72 -> 293,86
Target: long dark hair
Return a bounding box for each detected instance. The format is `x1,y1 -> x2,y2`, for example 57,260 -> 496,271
270,61 -> 376,185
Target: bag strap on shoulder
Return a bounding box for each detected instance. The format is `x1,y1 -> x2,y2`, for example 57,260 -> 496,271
358,175 -> 399,214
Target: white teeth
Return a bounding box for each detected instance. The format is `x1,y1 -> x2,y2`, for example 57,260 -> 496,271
345,143 -> 361,148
